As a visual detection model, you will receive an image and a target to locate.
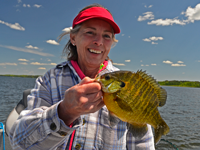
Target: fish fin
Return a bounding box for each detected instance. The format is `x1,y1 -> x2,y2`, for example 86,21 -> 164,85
136,70 -> 167,107
127,123 -> 148,139
108,111 -> 121,127
115,96 -> 133,112
158,87 -> 167,107
154,119 -> 170,144
136,70 -> 158,87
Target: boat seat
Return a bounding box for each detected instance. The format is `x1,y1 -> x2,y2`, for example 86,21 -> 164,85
5,89 -> 31,136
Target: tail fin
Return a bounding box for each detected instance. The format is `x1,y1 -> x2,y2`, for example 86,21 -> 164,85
154,119 -> 170,144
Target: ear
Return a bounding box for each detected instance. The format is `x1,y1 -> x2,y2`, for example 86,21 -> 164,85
70,33 -> 76,45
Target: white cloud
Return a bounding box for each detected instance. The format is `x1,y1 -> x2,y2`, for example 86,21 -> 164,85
148,5 -> 153,8
151,64 -> 157,66
0,45 -> 54,57
140,3 -> 200,26
150,36 -> 163,41
138,12 -> 154,21
163,60 -> 173,64
0,63 -> 17,66
34,4 -> 42,8
143,36 -> 164,42
18,59 -> 29,62
143,38 -> 151,42
148,18 -> 186,26
46,40 -> 59,45
177,61 -> 184,63
23,4 -> 31,7
26,45 -> 39,49
62,27 -> 72,32
18,0 -> 22,3
125,60 -> 131,62
0,20 -> 25,31
152,42 -> 158,44
141,64 -> 149,67
38,67 -> 46,70
143,36 -> 163,44
19,62 -> 28,65
171,64 -> 186,67
31,62 -> 57,65
113,63 -> 125,66
182,3 -> 200,23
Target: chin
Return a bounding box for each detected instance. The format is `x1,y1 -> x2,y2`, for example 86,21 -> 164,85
88,60 -> 101,67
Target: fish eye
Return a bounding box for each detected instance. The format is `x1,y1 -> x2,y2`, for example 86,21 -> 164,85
105,75 -> 110,80
120,82 -> 125,88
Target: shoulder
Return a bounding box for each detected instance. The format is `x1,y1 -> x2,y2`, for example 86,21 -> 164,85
39,61 -> 73,81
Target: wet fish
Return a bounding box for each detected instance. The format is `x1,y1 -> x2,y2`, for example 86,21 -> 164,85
96,70 -> 170,144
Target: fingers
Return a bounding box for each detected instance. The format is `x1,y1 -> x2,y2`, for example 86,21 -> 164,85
83,96 -> 105,113
78,77 -> 102,94
79,77 -> 95,85
61,76 -> 104,118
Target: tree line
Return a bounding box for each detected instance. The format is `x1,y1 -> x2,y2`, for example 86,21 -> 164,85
0,74 -> 40,78
158,80 -> 200,88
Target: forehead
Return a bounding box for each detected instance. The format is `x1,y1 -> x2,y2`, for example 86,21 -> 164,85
80,18 -> 113,33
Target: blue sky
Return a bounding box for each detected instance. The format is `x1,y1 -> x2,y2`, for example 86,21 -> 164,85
1,0 -> 200,81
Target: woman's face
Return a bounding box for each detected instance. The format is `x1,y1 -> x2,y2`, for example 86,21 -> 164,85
70,18 -> 114,70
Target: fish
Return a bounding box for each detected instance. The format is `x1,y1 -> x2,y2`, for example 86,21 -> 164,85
96,70 -> 170,144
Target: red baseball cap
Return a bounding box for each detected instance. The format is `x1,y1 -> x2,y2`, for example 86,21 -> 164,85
72,7 -> 120,34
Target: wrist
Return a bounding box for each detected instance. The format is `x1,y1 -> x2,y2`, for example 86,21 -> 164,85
58,101 -> 79,126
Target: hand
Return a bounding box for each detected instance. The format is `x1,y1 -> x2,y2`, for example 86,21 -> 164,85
58,77 -> 104,126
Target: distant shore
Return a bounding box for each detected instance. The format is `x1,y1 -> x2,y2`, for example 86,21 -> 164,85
0,74 -> 40,78
1,75 -> 200,88
158,80 -> 200,88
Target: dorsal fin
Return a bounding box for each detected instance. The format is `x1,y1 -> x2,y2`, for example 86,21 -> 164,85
136,70 -> 167,107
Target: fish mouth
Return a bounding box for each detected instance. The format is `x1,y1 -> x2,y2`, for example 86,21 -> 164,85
88,49 -> 102,54
95,76 -> 112,93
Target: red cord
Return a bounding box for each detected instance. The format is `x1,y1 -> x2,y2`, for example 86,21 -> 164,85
69,124 -> 76,150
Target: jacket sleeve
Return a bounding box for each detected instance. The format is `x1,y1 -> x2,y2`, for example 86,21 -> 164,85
9,70 -> 83,150
126,124 -> 155,150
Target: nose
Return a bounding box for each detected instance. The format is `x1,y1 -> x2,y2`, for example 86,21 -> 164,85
93,35 -> 103,46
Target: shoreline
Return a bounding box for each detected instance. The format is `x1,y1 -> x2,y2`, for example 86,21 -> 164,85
158,81 -> 200,88
1,75 -> 200,88
0,74 -> 40,78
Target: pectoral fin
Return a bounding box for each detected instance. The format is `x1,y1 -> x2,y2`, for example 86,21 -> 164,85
158,87 -> 167,107
127,123 -> 148,139
115,96 -> 133,112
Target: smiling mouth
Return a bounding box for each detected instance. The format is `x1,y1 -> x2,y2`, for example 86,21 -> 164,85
88,49 -> 102,54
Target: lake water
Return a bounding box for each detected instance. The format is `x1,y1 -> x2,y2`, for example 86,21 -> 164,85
0,76 -> 200,150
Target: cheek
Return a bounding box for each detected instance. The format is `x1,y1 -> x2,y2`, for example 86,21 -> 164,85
104,40 -> 113,50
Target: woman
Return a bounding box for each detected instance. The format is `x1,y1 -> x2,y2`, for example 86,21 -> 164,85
9,4 -> 155,150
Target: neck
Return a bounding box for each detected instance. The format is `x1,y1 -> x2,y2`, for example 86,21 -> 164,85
78,63 -> 99,78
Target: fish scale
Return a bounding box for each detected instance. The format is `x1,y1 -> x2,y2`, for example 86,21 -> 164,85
96,70 -> 170,144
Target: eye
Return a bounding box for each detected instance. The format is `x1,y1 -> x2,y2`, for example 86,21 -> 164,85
103,34 -> 111,39
120,82 -> 125,88
105,75 -> 110,80
86,31 -> 94,35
